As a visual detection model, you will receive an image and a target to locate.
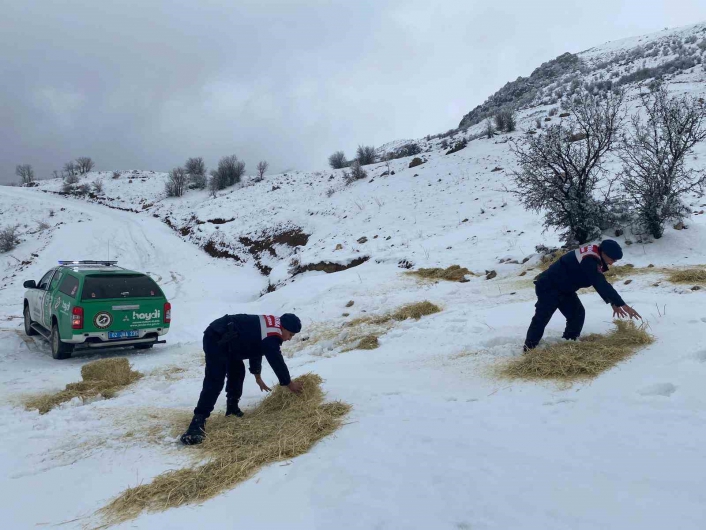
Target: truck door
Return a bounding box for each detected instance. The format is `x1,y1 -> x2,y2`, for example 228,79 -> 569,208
44,270 -> 63,328
36,269 -> 56,327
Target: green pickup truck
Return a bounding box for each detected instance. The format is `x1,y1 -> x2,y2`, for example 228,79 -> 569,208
23,261 -> 171,359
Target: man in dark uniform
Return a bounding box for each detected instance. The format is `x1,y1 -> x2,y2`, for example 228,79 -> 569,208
524,240 -> 641,351
181,313 -> 303,445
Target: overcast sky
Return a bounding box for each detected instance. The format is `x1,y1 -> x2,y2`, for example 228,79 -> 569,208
2,0 -> 705,184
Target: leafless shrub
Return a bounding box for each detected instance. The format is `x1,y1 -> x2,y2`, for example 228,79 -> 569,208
356,145 -> 377,165
0,224 -> 20,252
510,90 -> 626,244
165,167 -> 188,197
92,179 -> 104,194
494,109 -> 516,132
76,183 -> 90,195
619,87 -> 706,238
344,161 -> 368,185
328,151 -> 348,169
112,171 -> 121,179
64,172 -> 79,185
36,220 -> 50,231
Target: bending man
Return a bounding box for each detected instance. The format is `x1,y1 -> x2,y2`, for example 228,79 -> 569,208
181,313 -> 303,445
524,240 -> 641,352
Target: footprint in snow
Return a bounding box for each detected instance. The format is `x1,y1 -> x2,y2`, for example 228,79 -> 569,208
638,383 -> 677,397
542,398 -> 576,406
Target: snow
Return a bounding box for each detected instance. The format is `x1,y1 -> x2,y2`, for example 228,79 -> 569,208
3,22 -> 706,530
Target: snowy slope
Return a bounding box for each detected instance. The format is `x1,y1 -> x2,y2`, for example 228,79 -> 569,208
2,21 -> 706,530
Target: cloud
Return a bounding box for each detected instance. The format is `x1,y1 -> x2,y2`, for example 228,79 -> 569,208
1,0 -> 705,183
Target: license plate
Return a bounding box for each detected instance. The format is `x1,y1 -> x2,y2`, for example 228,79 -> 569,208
108,331 -> 140,340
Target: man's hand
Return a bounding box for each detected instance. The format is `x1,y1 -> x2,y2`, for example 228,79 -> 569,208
254,375 -> 271,393
612,304 -> 642,320
287,381 -> 304,394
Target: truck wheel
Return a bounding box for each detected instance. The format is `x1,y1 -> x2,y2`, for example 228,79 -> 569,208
24,305 -> 38,336
51,323 -> 74,360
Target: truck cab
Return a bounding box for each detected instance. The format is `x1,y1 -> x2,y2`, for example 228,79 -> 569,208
23,261 -> 171,359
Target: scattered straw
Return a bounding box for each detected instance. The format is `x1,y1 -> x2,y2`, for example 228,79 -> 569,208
667,268 -> 706,284
99,373 -> 350,525
25,358 -> 142,414
389,301 -> 442,321
342,334 -> 380,352
497,320 -> 653,382
539,250 -> 563,271
406,265 -> 474,282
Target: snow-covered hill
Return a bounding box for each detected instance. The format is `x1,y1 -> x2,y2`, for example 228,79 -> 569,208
2,21 -> 706,530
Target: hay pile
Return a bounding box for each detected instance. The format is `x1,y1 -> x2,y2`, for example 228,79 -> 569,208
498,321 -> 653,381
407,265 -> 474,282
389,301 -> 442,321
667,268 -> 706,284
342,334 -> 380,352
25,358 -> 142,414
99,373 -> 350,525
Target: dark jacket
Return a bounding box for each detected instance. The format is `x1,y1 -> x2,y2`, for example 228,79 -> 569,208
538,244 -> 625,306
205,314 -> 292,386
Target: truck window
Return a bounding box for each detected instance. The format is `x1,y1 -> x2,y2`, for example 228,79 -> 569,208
38,270 -> 55,291
81,274 -> 164,300
58,274 -> 80,298
50,271 -> 63,291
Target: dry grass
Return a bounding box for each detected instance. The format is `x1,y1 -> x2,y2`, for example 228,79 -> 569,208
25,358 -> 142,414
539,250 -> 563,271
342,334 -> 380,352
406,265 -> 474,282
497,320 -> 653,382
666,268 -> 706,284
99,374 -> 350,526
389,301 -> 442,321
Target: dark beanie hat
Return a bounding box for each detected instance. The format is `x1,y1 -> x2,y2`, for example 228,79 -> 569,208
280,313 -> 302,333
600,240 -> 623,260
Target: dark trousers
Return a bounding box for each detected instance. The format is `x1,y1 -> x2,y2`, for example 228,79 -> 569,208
194,332 -> 246,418
524,281 -> 586,350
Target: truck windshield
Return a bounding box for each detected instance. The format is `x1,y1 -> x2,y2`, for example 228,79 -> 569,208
81,274 -> 164,300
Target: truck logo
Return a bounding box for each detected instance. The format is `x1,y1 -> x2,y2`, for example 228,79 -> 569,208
94,311 -> 113,329
133,309 -> 160,321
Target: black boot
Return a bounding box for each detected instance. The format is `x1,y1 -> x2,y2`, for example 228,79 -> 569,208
180,414 -> 207,445
225,398 -> 244,417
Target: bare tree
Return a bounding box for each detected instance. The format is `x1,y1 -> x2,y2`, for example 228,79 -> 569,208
216,155 -> 246,188
63,161 -> 77,178
185,157 -> 207,189
485,118 -> 495,139
15,164 -> 35,185
328,151 -> 347,169
510,90 -> 626,244
75,157 -> 95,175
494,109 -> 517,133
356,145 -> 377,165
619,87 -> 706,238
208,170 -> 220,197
256,160 -> 269,181
165,167 -> 188,197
